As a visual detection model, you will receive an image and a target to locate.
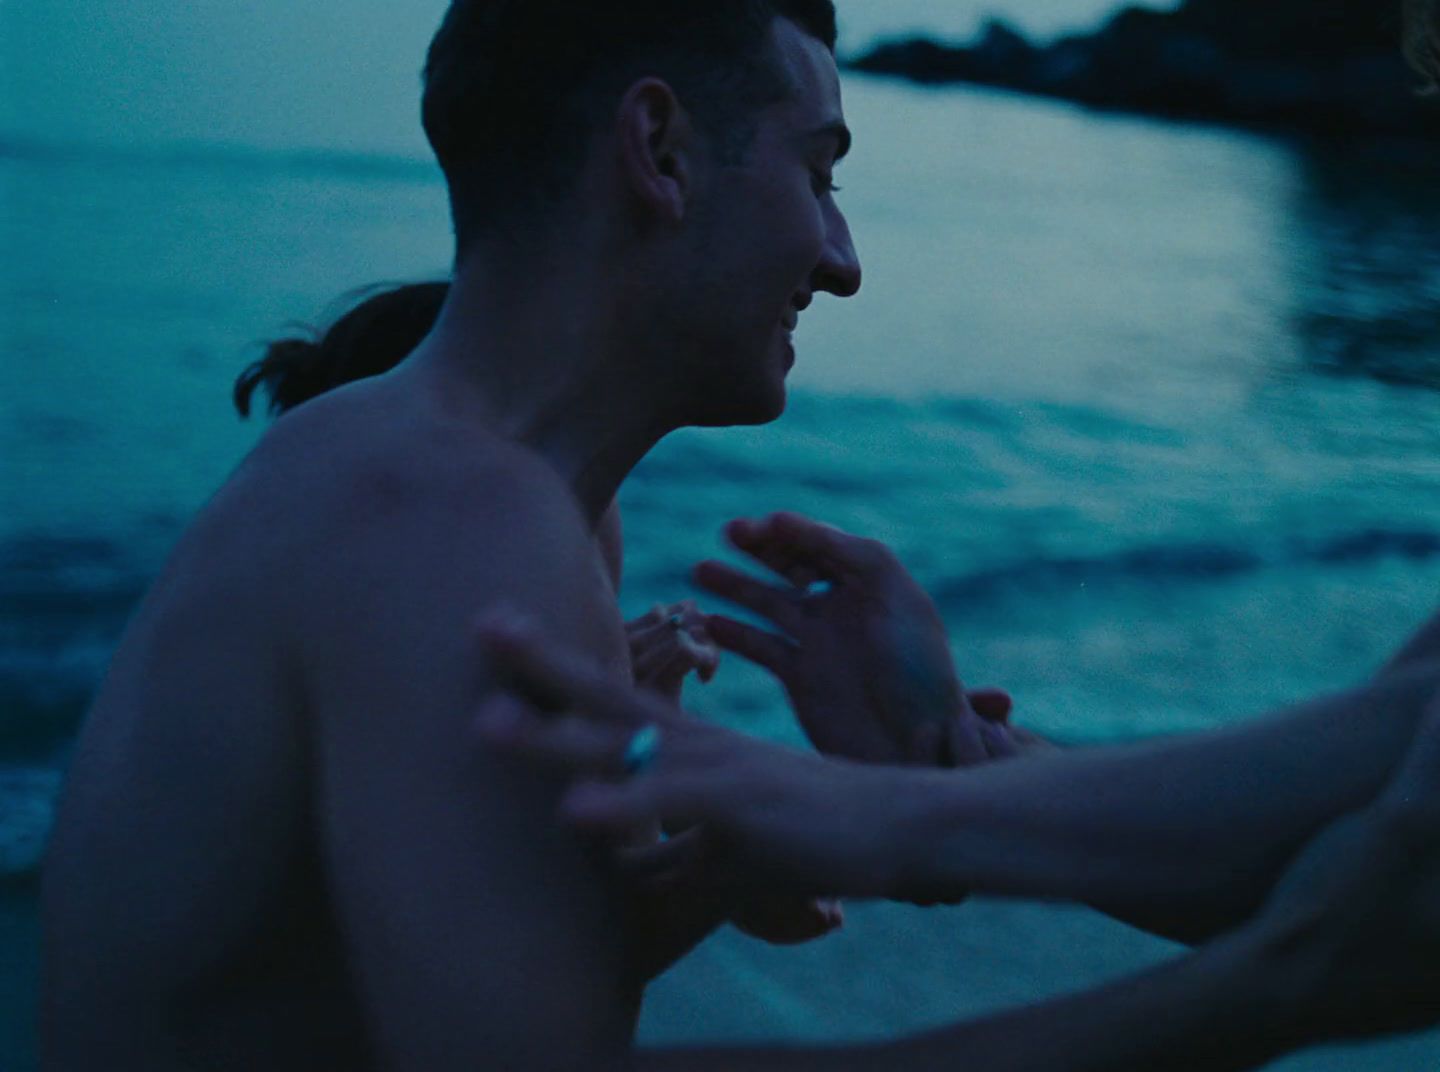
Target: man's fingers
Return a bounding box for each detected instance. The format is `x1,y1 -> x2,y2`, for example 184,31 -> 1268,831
732,512 -> 893,583
694,560 -> 805,633
478,619 -> 591,711
633,643 -> 687,682
678,633 -> 721,684
704,614 -> 796,677
475,696 -> 634,776
724,518 -> 824,588
627,618 -> 673,645
943,715 -> 989,767
478,696 -> 721,836
697,655 -> 718,684
968,687 -> 1014,723
614,828 -> 709,884
637,653 -> 698,701
560,778 -> 708,837
627,601 -> 702,643
478,619 -> 675,728
630,615 -> 722,698
633,633 -> 719,683
978,719 -> 1020,761
694,638 -> 721,682
634,623 -> 720,687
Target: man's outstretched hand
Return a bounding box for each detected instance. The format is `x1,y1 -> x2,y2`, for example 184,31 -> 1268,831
625,600 -> 719,704
696,512 -> 1021,766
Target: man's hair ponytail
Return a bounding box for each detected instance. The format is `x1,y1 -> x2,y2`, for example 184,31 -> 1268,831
235,282 -> 449,418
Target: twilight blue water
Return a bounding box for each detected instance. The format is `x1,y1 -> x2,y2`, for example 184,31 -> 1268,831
0,0 -> 1175,157
5,48 -> 1440,1072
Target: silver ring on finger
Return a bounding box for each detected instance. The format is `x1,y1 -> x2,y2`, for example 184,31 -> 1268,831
667,612 -> 685,631
622,724 -> 662,777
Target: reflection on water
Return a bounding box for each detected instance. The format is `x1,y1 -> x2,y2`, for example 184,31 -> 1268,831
1288,139 -> 1440,388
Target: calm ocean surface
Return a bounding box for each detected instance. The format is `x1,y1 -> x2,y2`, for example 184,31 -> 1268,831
6,4 -> 1440,1068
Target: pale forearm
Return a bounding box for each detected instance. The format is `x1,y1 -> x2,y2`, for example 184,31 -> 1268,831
890,664 -> 1440,919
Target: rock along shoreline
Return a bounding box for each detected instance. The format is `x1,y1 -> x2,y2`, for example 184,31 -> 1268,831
846,1 -> 1440,139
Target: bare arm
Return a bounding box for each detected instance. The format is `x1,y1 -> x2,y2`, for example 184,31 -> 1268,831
482,623 -> 1440,937
920,656 -> 1439,943
890,662 -> 1440,920
303,457 -> 639,1070
480,632 -> 1440,1072
778,686 -> 1440,1072
694,512 -> 1440,933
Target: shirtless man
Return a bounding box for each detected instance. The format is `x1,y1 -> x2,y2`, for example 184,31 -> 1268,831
40,3 -> 872,1068
461,3 -> 1440,1067
45,2 -> 1440,1069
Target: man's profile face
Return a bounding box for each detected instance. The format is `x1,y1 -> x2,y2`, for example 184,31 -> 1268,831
681,17 -> 862,427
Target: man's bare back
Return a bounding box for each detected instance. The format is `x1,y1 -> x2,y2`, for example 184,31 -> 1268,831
42,375 -> 640,1069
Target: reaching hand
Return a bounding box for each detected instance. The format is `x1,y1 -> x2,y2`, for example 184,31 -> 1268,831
1246,688 -> 1440,1042
625,600 -> 719,704
477,621 -> 914,902
695,512 -> 1019,766
621,829 -> 846,944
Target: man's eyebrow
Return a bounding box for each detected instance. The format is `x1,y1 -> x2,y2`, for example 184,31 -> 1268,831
807,121 -> 851,162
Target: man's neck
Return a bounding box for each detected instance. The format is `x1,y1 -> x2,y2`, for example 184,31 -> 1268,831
401,248 -> 677,526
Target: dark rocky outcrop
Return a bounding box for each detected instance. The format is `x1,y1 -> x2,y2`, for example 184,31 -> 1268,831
848,1 -> 1440,137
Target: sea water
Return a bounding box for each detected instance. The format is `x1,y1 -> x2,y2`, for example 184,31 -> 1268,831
6,62 -> 1440,1072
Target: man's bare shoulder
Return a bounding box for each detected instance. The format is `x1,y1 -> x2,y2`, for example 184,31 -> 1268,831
183,383 -> 597,623
101,379 -> 609,712
226,381 -> 624,673
245,383 -> 588,551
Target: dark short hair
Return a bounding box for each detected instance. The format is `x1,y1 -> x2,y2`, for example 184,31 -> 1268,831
421,1 -> 837,248
1406,0 -> 1440,91
234,282 -> 448,418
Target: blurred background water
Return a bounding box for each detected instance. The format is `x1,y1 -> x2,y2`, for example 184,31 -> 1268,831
5,1 -> 1440,1069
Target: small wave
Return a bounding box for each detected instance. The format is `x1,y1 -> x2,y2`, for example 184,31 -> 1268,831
0,636 -> 117,755
0,534 -> 147,754
635,436 -> 906,497
932,525 -> 1440,608
1307,529 -> 1440,564
0,766 -> 61,884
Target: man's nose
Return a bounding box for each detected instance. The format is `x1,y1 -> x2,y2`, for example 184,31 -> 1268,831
812,205 -> 862,298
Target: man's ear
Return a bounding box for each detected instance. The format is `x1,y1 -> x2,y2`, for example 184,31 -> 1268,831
616,78 -> 695,225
